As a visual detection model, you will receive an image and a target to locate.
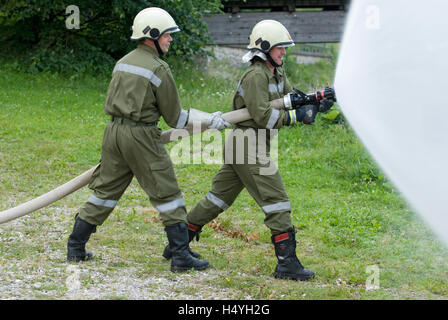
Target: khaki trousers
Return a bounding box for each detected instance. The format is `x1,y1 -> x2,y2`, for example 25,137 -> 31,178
79,121 -> 186,226
187,127 -> 293,235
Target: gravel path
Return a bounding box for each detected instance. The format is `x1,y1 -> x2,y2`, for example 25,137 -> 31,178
0,205 -> 256,300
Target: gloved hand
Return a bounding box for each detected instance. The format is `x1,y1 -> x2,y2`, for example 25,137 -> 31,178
318,98 -> 334,113
321,87 -> 336,101
283,87 -> 336,110
286,104 -> 317,126
208,111 -> 232,130
282,90 -> 307,110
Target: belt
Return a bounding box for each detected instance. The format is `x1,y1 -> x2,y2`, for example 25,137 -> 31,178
111,116 -> 157,126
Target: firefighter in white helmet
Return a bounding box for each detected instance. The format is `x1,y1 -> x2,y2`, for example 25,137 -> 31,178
130,7 -> 180,55
66,7 -> 230,273
179,20 -> 321,281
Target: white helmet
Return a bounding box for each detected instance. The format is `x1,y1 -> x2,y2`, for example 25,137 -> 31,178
248,20 -> 295,53
130,7 -> 180,40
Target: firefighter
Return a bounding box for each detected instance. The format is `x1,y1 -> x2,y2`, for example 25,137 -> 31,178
66,7 -> 230,273
167,20 -> 334,280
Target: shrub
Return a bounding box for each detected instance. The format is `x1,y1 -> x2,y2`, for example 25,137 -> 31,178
0,0 -> 222,75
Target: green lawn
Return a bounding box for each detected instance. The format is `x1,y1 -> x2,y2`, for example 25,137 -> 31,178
1,57 -> 448,300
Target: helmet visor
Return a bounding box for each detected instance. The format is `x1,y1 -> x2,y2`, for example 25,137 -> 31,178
273,41 -> 295,49
163,26 -> 181,34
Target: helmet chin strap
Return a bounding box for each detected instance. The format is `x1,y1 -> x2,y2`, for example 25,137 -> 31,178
266,50 -> 282,68
154,40 -> 165,56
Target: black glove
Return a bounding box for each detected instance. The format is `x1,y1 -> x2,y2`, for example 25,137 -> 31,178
288,88 -> 308,109
318,98 -> 334,113
322,87 -> 336,101
286,104 -> 317,126
285,87 -> 336,110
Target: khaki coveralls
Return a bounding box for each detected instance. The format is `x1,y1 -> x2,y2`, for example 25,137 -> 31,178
187,58 -> 295,235
79,44 -> 189,227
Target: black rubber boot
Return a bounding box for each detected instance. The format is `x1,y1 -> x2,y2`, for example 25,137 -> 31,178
67,215 -> 96,262
165,222 -> 209,272
162,223 -> 202,260
271,229 -> 315,281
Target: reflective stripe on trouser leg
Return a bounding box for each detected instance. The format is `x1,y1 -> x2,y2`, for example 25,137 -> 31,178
261,201 -> 291,214
188,164 -> 243,226
262,201 -> 293,235
156,197 -> 186,213
149,192 -> 188,226
87,195 -> 117,208
206,192 -> 230,210
231,161 -> 293,235
187,192 -> 229,226
79,194 -> 120,226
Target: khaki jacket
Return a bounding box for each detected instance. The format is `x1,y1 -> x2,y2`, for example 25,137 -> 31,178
233,58 -> 292,129
104,44 -> 188,128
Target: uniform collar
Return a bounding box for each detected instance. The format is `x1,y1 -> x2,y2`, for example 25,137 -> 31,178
137,43 -> 160,57
253,59 -> 283,81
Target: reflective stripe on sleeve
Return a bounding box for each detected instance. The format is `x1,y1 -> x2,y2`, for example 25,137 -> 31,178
266,108 -> 280,129
176,109 -> 189,129
262,201 -> 291,214
268,81 -> 284,93
288,109 -> 297,125
237,82 -> 244,97
88,195 -> 117,208
113,63 -> 162,87
277,81 -> 284,93
268,84 -> 277,93
156,198 -> 186,213
206,192 -> 229,210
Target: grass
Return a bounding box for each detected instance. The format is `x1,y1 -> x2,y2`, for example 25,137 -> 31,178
1,55 -> 448,300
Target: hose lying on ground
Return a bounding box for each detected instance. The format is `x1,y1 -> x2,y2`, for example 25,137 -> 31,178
0,107 -> 255,224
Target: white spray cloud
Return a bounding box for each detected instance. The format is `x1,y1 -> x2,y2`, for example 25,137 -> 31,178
335,0 -> 448,245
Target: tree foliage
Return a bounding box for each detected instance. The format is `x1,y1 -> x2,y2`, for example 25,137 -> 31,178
0,0 -> 222,74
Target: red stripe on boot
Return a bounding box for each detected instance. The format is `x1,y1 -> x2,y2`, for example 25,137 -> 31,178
274,233 -> 289,243
188,223 -> 199,232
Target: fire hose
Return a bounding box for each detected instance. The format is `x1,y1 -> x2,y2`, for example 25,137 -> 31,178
0,87 -> 334,224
